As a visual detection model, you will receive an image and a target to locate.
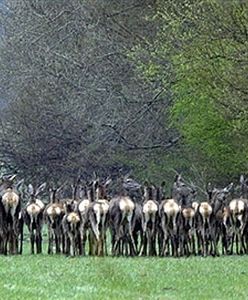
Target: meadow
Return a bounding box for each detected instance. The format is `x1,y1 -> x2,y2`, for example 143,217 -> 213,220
0,243 -> 248,300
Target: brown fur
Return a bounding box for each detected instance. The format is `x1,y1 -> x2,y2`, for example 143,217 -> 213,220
62,207 -> 81,256
109,196 -> 137,256
88,199 -> 109,256
24,197 -> 45,254
198,202 -> 213,256
1,186 -> 22,255
228,199 -> 246,254
160,199 -> 180,257
44,196 -> 65,255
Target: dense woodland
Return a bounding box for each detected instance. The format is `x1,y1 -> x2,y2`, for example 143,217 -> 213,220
0,0 -> 247,188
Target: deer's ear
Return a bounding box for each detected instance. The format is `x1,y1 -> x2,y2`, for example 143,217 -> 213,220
105,176 -> 112,187
93,180 -> 99,189
240,175 -> 245,184
207,182 -> 212,191
57,181 -> 67,193
35,182 -> 46,196
224,182 -> 233,193
16,179 -> 24,191
27,184 -> 34,195
92,171 -> 97,180
9,174 -> 17,182
144,180 -> 149,187
174,174 -> 181,183
150,182 -> 156,189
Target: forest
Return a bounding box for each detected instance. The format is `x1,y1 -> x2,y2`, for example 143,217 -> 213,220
0,0 -> 247,188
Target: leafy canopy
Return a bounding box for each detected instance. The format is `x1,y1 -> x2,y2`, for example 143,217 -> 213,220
131,0 -> 248,180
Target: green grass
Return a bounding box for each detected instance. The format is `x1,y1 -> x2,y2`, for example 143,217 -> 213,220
0,243 -> 248,300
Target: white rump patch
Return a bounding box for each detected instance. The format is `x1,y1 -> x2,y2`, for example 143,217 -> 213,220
192,202 -> 199,211
27,204 -> 41,216
46,205 -> 61,216
93,200 -> 109,215
2,191 -> 19,208
67,212 -> 80,224
229,199 -> 245,213
78,199 -> 90,213
182,208 -> 195,219
163,199 -> 180,217
119,197 -> 135,212
35,199 -> 45,210
143,200 -> 158,214
199,202 -> 212,217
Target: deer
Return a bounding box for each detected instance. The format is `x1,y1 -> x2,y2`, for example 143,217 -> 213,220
192,183 -> 212,256
197,201 -> 213,256
76,176 -> 106,256
160,175 -> 197,257
88,178 -> 111,256
44,184 -> 65,254
212,183 -> 233,256
198,182 -> 233,256
228,199 -> 247,254
150,182 -> 166,256
221,206 -> 232,255
172,175 -> 197,256
0,196 -> 7,254
77,185 -> 94,255
227,176 -> 248,255
159,198 -> 180,257
109,195 -> 137,256
62,201 -> 81,256
23,183 -> 46,254
139,182 -> 158,256
109,176 -> 138,256
0,175 -> 24,255
61,177 -> 81,210
239,175 -> 248,253
159,178 -> 181,258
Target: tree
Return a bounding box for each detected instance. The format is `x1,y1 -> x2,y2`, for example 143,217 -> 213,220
0,0 -> 178,183
132,0 -> 248,182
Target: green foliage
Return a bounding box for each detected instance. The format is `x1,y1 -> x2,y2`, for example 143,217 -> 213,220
131,0 -> 248,182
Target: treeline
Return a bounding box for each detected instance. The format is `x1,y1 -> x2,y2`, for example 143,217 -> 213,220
132,0 -> 248,182
0,0 -> 247,186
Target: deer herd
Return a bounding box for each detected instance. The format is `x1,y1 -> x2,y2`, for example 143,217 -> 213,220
0,173 -> 248,258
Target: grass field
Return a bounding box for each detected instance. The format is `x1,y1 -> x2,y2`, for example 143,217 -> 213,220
0,243 -> 248,300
